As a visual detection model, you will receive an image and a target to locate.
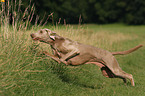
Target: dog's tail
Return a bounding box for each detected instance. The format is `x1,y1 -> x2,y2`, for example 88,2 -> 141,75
111,45 -> 143,55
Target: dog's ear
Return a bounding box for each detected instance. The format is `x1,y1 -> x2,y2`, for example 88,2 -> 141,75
45,29 -> 56,40
49,35 -> 56,40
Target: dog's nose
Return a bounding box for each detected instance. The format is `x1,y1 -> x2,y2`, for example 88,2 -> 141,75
30,33 -> 34,38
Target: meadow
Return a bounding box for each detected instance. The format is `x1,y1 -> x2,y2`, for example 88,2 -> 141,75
0,23 -> 145,96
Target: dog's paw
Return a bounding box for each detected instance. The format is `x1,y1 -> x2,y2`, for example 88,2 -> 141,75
60,59 -> 68,65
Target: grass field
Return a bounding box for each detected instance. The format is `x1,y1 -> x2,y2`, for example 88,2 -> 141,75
0,24 -> 145,96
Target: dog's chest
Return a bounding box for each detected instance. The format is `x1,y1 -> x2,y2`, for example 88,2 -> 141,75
57,45 -> 69,54
53,40 -> 76,54
53,44 -> 69,54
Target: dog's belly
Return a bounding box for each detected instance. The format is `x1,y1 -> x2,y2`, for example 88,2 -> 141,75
67,53 -> 95,65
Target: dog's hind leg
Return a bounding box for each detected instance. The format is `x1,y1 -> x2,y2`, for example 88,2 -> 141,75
103,56 -> 135,86
85,62 -> 115,78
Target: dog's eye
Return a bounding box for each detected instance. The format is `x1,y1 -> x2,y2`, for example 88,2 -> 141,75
40,31 -> 43,34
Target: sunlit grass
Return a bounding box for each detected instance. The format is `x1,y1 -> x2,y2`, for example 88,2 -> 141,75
0,24 -> 145,96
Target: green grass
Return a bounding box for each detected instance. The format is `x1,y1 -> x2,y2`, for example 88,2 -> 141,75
0,24 -> 145,96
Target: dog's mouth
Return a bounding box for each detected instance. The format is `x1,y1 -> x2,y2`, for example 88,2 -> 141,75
32,37 -> 44,42
32,37 -> 41,41
30,34 -> 41,41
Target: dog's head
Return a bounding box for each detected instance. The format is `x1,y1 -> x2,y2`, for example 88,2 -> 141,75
30,28 -> 56,43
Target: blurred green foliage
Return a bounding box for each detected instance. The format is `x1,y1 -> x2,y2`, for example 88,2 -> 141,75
3,0 -> 145,24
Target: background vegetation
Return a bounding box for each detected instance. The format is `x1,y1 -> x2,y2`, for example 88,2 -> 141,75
12,0 -> 145,24
0,0 -> 145,96
1,0 -> 145,25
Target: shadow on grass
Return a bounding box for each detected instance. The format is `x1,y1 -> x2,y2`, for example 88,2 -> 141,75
50,61 -> 103,90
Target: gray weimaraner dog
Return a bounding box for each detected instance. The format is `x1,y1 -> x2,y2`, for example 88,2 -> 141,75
30,28 -> 143,86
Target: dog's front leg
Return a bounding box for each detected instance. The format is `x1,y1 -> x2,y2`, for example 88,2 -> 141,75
60,49 -> 80,63
43,51 -> 69,65
43,51 -> 61,63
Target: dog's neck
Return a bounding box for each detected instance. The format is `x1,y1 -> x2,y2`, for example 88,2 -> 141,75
49,34 -> 65,46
